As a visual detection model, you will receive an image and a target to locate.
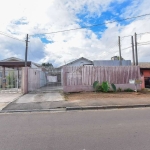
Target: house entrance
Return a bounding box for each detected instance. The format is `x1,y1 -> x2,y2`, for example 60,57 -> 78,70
145,77 -> 150,88
0,68 -> 21,93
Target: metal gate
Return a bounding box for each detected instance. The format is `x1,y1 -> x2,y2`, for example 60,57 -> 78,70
0,68 -> 21,93
28,68 -> 47,92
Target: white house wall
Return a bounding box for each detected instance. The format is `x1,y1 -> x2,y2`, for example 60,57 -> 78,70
93,60 -> 131,66
66,59 -> 93,66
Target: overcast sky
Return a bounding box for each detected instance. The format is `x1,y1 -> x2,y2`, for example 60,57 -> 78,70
0,0 -> 150,67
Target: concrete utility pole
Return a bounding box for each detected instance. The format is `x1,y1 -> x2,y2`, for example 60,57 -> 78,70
131,36 -> 135,65
118,36 -> 122,66
134,32 -> 138,66
25,34 -> 29,67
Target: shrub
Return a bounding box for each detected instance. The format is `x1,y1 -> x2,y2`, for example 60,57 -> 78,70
117,87 -> 122,92
93,81 -> 110,93
93,81 -> 101,92
101,81 -> 110,92
124,88 -> 134,92
93,81 -> 99,90
111,83 -> 116,92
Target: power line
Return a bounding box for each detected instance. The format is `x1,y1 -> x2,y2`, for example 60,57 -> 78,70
31,13 -> 150,36
138,41 -> 150,44
0,32 -> 25,42
137,32 -> 150,35
122,46 -> 132,50
138,43 -> 150,46
121,35 -> 132,39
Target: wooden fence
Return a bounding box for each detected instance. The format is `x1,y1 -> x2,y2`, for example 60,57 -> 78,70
63,66 -> 141,92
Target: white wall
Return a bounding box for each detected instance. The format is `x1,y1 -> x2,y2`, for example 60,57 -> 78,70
93,60 -> 131,66
66,58 -> 93,66
31,63 -> 42,70
47,76 -> 57,82
28,68 -> 47,92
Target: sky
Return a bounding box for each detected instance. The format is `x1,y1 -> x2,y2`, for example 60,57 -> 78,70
0,0 -> 150,67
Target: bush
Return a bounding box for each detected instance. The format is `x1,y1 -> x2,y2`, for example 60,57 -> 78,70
101,81 -> 110,92
93,81 -> 110,93
117,87 -> 122,92
111,83 -> 116,92
93,81 -> 99,90
124,88 -> 134,92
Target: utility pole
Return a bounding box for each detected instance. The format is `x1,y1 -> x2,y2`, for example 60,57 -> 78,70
131,36 -> 135,65
118,36 -> 122,66
25,34 -> 29,67
134,32 -> 138,66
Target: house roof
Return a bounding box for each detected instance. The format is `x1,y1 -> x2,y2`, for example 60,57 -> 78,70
57,57 -> 93,68
0,57 -> 41,68
0,61 -> 31,67
0,57 -> 24,62
139,62 -> 150,68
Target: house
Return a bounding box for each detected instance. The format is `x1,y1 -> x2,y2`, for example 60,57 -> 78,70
0,57 -> 41,89
139,62 -> 150,88
58,57 -> 93,68
93,60 -> 131,66
56,57 -> 93,85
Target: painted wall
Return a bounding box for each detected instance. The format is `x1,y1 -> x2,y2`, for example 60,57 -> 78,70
93,60 -> 131,66
66,58 -> 93,66
143,70 -> 150,77
27,68 -> 47,92
47,76 -> 57,82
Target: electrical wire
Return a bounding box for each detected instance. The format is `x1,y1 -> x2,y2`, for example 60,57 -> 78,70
137,32 -> 150,35
0,32 -> 25,42
138,43 -> 150,46
31,13 -> 150,35
137,41 -> 150,44
122,46 -> 132,50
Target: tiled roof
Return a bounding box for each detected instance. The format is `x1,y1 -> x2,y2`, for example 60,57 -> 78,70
138,62 -> 150,68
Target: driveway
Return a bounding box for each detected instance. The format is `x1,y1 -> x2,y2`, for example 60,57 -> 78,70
0,93 -> 22,110
3,86 -> 65,111
15,86 -> 64,103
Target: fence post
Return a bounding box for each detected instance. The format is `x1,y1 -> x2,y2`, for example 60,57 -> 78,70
21,67 -> 28,94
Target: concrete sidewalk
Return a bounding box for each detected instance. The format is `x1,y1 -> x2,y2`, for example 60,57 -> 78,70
2,96 -> 150,112
0,93 -> 22,111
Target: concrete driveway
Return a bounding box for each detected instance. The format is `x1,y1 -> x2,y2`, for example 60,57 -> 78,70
0,93 -> 22,110
2,86 -> 65,111
12,86 -> 64,104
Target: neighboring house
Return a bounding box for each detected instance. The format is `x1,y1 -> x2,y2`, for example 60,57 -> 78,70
58,57 -> 133,85
56,57 -> 93,85
93,60 -> 131,66
139,62 -> 150,88
58,57 -> 93,69
0,57 -> 41,89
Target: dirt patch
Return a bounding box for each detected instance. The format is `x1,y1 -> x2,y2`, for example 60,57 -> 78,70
65,91 -> 150,101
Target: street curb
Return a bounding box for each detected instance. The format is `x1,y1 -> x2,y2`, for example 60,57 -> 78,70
66,104 -> 150,110
1,104 -> 150,113
0,108 -> 66,113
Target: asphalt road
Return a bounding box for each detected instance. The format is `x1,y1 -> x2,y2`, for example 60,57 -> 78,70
0,108 -> 150,150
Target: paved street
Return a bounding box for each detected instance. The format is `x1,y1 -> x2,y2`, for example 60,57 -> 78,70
0,108 -> 150,150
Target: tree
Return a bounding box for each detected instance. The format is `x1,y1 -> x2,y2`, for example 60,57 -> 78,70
111,56 -> 124,60
42,63 -> 53,67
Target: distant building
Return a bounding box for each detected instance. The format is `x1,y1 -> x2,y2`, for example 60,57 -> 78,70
139,62 -> 150,88
93,60 -> 131,66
